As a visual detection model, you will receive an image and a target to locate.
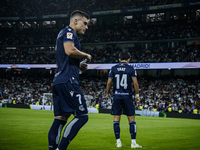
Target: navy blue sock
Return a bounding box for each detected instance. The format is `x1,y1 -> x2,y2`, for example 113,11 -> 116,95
58,115 -> 88,150
48,118 -> 67,150
129,121 -> 136,139
113,121 -> 120,140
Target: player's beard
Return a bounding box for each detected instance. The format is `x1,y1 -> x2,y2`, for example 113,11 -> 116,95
77,28 -> 86,35
79,30 -> 85,35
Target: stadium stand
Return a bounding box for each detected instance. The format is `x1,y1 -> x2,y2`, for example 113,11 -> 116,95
1,22 -> 200,45
1,45 -> 199,64
79,23 -> 200,43
0,72 -> 199,114
0,0 -> 199,17
0,0 -> 200,116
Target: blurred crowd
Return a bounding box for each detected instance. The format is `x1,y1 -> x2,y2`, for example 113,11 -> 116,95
0,75 -> 52,105
0,73 -> 200,114
1,0 -> 199,117
0,48 -> 55,64
1,0 -> 198,17
1,22 -> 200,46
0,28 -> 57,46
80,75 -> 200,114
79,23 -> 200,43
84,45 -> 200,63
1,44 -> 199,64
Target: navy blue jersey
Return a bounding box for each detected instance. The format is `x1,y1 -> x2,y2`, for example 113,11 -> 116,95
108,62 -> 137,98
53,26 -> 81,87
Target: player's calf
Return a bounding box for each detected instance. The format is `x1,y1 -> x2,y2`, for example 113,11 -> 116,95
58,115 -> 88,150
48,118 -> 67,150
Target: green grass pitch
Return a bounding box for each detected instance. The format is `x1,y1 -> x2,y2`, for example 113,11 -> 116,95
0,108 -> 200,150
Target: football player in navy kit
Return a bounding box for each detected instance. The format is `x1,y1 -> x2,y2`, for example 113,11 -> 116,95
48,10 -> 92,150
106,51 -> 142,148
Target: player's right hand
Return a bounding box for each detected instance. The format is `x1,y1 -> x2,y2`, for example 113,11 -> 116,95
80,62 -> 88,72
85,54 -> 92,63
135,97 -> 140,103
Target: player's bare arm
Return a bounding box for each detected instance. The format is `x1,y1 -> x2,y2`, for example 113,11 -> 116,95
106,78 -> 113,98
132,77 -> 140,103
64,42 -> 92,62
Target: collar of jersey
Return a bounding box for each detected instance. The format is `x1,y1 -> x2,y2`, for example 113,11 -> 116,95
119,62 -> 127,64
66,25 -> 74,32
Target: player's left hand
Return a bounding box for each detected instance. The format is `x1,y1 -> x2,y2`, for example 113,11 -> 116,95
105,94 -> 109,100
80,62 -> 88,72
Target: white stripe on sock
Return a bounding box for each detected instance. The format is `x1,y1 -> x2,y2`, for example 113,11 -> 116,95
56,124 -> 64,144
134,124 -> 137,133
63,118 -> 79,138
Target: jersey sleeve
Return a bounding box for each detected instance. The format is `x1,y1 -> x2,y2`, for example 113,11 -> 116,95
108,67 -> 114,79
63,30 -> 75,44
131,66 -> 137,78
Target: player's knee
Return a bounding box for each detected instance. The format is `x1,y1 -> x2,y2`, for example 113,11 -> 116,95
76,115 -> 88,124
82,115 -> 89,124
128,115 -> 135,122
85,115 -> 89,122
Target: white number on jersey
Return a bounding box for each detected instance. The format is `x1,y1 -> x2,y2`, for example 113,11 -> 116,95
76,94 -> 82,104
115,74 -> 128,89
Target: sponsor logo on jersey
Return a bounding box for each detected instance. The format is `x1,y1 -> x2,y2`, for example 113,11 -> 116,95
115,91 -> 129,95
67,32 -> 73,39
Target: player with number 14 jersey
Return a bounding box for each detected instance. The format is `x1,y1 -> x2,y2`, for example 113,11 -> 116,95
106,51 -> 142,149
108,62 -> 137,98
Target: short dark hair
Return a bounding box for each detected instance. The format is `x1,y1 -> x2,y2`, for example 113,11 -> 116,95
119,51 -> 131,60
70,10 -> 90,20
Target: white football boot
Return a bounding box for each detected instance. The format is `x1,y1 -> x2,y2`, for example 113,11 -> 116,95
131,142 -> 142,148
115,140 -> 122,148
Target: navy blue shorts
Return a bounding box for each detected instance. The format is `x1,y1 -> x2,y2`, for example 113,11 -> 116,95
111,96 -> 135,116
53,78 -> 88,117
